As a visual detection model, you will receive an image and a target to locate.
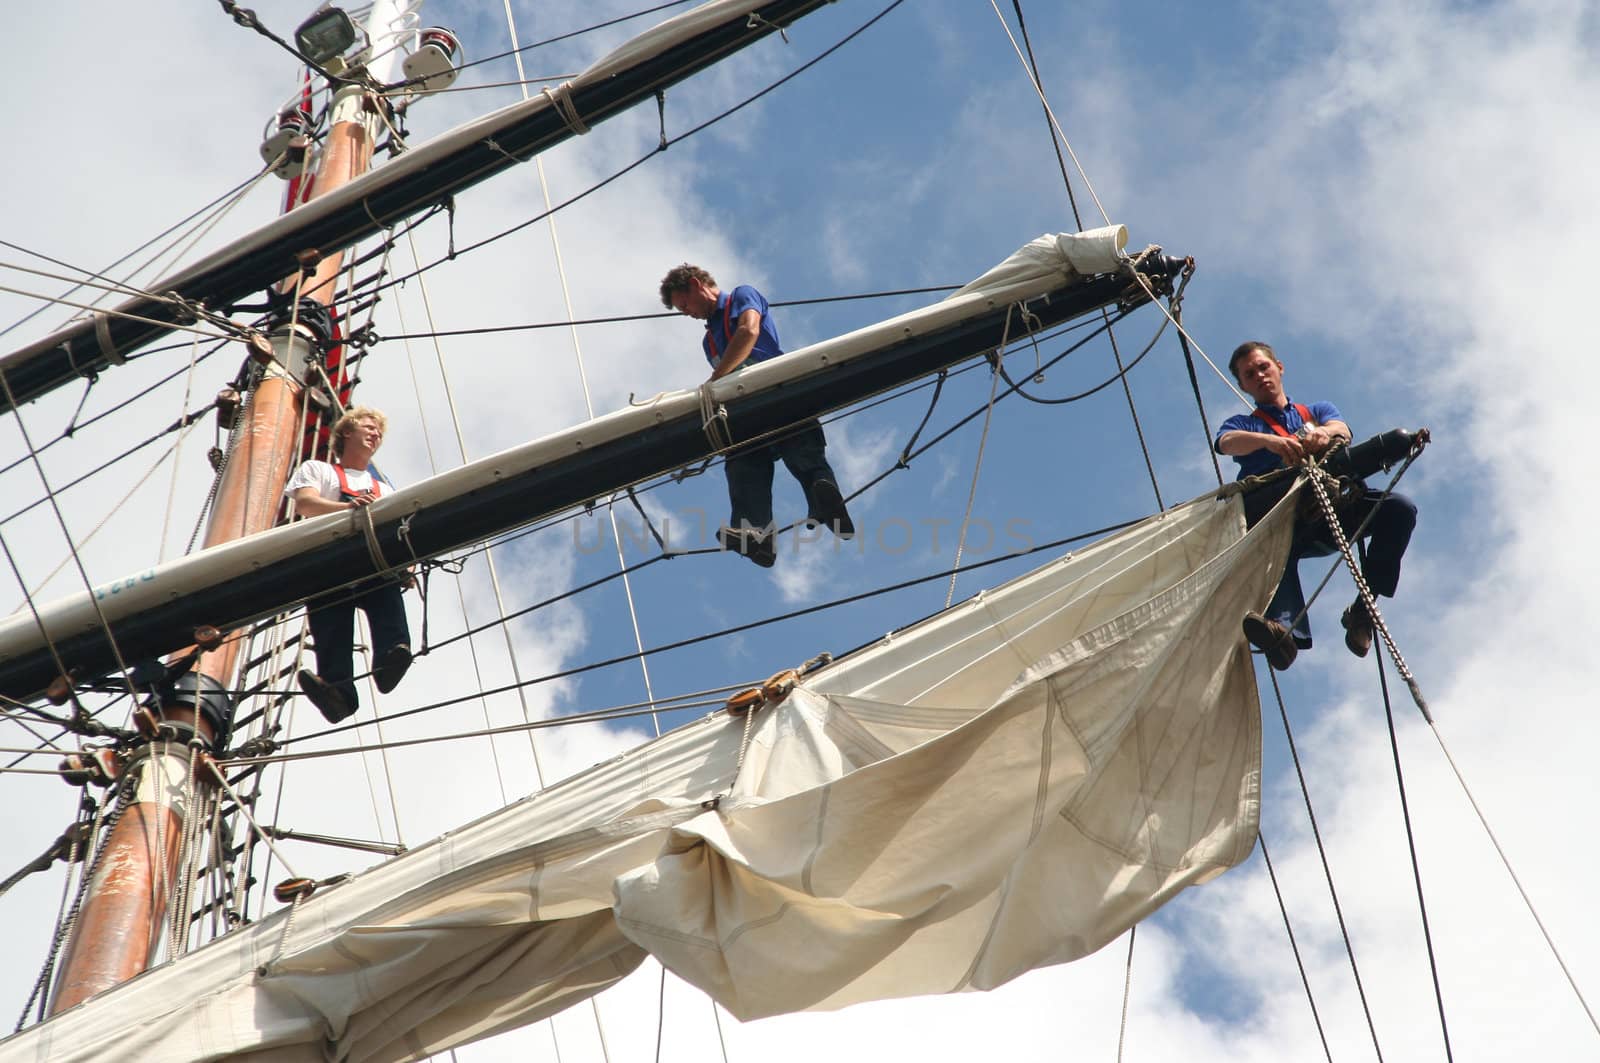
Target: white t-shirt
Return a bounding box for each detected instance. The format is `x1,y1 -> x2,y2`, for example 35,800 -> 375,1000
283,460 -> 393,504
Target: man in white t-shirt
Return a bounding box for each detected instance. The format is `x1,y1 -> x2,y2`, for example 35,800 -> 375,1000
283,406 -> 412,722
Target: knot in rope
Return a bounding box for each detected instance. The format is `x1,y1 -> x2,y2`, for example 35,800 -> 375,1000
540,82 -> 590,135
698,381 -> 733,451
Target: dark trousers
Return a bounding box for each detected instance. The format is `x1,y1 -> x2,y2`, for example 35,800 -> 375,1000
723,421 -> 838,534
304,578 -> 409,710
1247,482 -> 1417,647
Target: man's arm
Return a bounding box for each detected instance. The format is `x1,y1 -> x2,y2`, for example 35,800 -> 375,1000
291,486 -> 373,516
708,309 -> 764,380
1299,418 -> 1351,456
1217,429 -> 1307,465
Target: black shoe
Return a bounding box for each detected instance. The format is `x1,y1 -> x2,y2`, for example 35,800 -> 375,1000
1341,602 -> 1374,658
298,669 -> 355,723
374,643 -> 412,693
1242,612 -> 1298,671
807,478 -> 855,539
718,526 -> 777,568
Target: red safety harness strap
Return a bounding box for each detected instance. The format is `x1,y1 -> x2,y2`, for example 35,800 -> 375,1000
1260,402 -> 1313,439
333,463 -> 381,500
702,295 -> 737,368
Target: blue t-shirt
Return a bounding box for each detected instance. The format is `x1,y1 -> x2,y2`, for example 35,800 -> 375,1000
702,284 -> 783,370
1215,398 -> 1344,480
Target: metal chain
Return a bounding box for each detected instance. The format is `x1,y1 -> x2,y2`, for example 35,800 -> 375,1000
16,780 -> 136,1029
1303,463 -> 1431,720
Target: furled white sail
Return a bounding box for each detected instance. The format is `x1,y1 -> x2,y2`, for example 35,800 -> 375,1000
0,226 -> 1143,703
1,487 -> 1294,1063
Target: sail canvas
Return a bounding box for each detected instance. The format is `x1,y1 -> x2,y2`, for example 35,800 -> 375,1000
4,489 -> 1293,1061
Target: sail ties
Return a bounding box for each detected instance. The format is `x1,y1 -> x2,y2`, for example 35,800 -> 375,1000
698,380 -> 733,450
541,82 -> 590,136
93,311 -> 124,366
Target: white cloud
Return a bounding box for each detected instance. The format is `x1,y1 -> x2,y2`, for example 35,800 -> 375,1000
3,1 -> 1598,1060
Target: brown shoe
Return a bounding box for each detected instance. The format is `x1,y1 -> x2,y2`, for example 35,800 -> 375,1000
1341,602 -> 1374,658
1242,612 -> 1298,671
298,669 -> 355,723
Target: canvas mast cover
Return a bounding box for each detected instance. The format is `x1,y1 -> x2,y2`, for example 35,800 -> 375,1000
1,485 -> 1297,1063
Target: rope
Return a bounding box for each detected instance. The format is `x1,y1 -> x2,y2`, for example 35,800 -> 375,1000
1173,298 -> 1224,487
1103,314 -> 1163,510
234,690 -> 747,766
16,779 -> 133,1030
508,6 -> 665,746
0,172 -> 263,340
1124,267 -> 1248,407
1372,634 -> 1455,1060
540,83 -> 591,135
699,381 -> 734,450
984,0 -> 1110,225
1425,704 -> 1600,1037
386,0 -> 695,92
0,281 -> 236,344
160,334 -> 204,560
1267,667 -> 1386,1061
1259,832 -> 1334,1063
359,0 -> 911,299
0,396 -> 219,530
375,285 -> 960,343
0,374 -> 143,708
1115,925 -> 1135,1062
282,515 -> 1145,745
944,349 -> 1004,608
400,225 -> 549,792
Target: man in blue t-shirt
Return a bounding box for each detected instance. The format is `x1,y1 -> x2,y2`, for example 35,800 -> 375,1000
659,263 -> 854,568
1215,341 -> 1417,671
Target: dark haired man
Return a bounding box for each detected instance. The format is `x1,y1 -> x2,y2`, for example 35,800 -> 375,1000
1215,342 -> 1417,670
659,263 -> 854,568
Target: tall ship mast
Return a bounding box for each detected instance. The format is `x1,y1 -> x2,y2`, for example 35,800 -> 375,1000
0,1 -> 1593,1060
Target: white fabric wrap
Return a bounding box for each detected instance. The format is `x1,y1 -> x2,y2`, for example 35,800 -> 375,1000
5,486 -> 1299,1061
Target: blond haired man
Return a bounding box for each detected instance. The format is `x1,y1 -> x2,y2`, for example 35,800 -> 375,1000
284,406 -> 412,721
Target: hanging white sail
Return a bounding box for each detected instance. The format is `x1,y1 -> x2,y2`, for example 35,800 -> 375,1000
0,484 -> 1296,1063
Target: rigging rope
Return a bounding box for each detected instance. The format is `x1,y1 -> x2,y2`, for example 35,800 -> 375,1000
386,0 -> 696,93
0,173 -> 262,340
0,377 -> 143,711
1115,925 -> 1135,1063
375,286 -> 961,343
1258,831 -> 1335,1063
1266,667 -> 1387,1062
503,0 -> 665,745
399,226 -> 550,794
985,0 -> 1110,226
944,343 -> 1004,609
275,515 -> 1144,749
1371,629 -> 1455,1060
359,0 -> 910,300
987,0 -> 1167,517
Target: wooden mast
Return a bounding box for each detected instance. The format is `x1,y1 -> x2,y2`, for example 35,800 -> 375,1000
47,2 -> 405,1012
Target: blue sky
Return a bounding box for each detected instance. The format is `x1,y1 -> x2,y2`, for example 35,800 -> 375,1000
1,0 -> 1597,1059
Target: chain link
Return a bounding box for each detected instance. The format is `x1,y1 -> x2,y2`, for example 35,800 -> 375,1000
1304,460 -> 1431,720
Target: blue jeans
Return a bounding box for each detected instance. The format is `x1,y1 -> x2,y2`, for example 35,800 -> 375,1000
723,420 -> 838,534
304,577 -> 410,710
1255,486 -> 1417,647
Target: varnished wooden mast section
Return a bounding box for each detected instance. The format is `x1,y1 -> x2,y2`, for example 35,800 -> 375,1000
47,81 -> 381,1015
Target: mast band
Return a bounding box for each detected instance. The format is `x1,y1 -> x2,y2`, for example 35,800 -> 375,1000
95,312 -> 124,365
